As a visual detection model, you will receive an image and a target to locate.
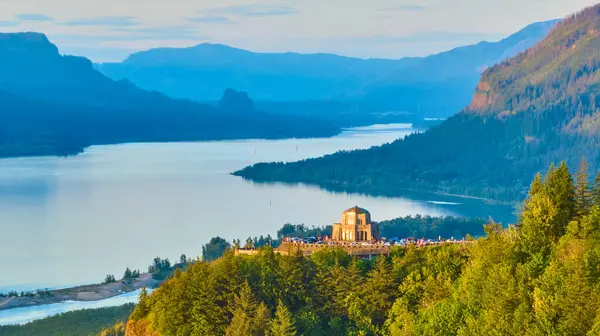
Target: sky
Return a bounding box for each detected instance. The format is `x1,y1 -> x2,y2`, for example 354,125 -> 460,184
0,0 -> 598,62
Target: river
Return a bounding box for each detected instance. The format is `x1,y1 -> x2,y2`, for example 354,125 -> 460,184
0,124 -> 514,293
0,289 -> 146,326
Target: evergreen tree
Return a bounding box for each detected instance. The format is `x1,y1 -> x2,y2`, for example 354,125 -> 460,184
529,173 -> 544,197
270,300 -> 297,336
202,237 -> 231,261
131,287 -> 150,320
253,302 -> 271,336
592,172 -> 600,206
363,257 -> 397,326
518,176 -> 558,263
575,157 -> 592,216
544,162 -> 576,238
125,161 -> 600,336
98,321 -> 127,336
226,282 -> 258,336
123,267 -> 133,282
103,274 -> 116,284
279,250 -> 313,310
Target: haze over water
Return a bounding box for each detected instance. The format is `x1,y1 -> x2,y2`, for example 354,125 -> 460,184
0,124 -> 513,290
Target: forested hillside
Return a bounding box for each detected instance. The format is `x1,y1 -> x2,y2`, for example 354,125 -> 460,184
0,304 -> 133,336
0,33 -> 338,158
235,6 -> 600,201
123,162 -> 600,335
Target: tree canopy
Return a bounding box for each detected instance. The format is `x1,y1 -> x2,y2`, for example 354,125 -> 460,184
126,161 -> 600,335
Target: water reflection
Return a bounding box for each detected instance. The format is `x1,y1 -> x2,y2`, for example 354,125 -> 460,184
0,124 -> 513,290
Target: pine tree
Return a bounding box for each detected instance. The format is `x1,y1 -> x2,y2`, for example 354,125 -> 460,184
253,302 -> 271,336
131,287 -> 150,320
574,157 -> 592,216
279,249 -> 312,310
270,300 -> 297,336
362,257 -> 397,328
592,172 -> 600,206
519,169 -> 559,264
123,267 -> 133,282
180,254 -> 188,265
529,173 -> 544,197
226,282 -> 258,336
544,162 -> 576,238
103,274 -> 116,284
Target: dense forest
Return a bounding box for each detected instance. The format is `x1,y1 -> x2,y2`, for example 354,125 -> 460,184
123,161 -> 600,335
274,216 -> 488,242
377,216 -> 488,239
0,33 -> 338,158
0,304 -> 133,336
234,6 -> 600,202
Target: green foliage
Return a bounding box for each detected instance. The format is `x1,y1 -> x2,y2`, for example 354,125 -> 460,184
122,267 -> 140,284
98,322 -> 126,336
128,239 -> 467,335
0,304 -> 134,336
127,162 -> 600,335
593,172 -> 600,206
103,274 -> 116,284
203,236 -> 232,261
277,224 -> 331,240
146,257 -> 182,281
226,282 -> 257,336
378,215 -> 489,239
575,158 -> 593,216
233,7 -> 600,203
271,216 -> 488,248
271,300 -> 297,336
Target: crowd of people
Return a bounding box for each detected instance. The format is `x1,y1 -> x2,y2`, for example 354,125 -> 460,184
281,235 -> 468,247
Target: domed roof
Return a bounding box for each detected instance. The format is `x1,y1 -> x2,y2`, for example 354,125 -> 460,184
344,206 -> 369,214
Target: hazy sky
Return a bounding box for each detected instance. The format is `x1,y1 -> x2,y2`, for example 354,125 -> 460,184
0,0 -> 597,62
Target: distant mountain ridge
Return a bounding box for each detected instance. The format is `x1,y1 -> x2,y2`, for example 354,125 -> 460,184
356,20 -> 561,117
233,8 -> 600,201
97,20 -> 558,118
98,43 -> 401,103
0,33 -> 339,158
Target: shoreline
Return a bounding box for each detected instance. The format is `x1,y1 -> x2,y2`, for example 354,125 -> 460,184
0,274 -> 159,312
232,177 -> 521,207
0,125 -> 396,161
0,121 -> 426,161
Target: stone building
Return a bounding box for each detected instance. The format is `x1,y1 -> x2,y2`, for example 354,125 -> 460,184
332,206 -> 379,242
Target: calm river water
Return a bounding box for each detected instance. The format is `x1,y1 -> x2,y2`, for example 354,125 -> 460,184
0,124 -> 514,291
